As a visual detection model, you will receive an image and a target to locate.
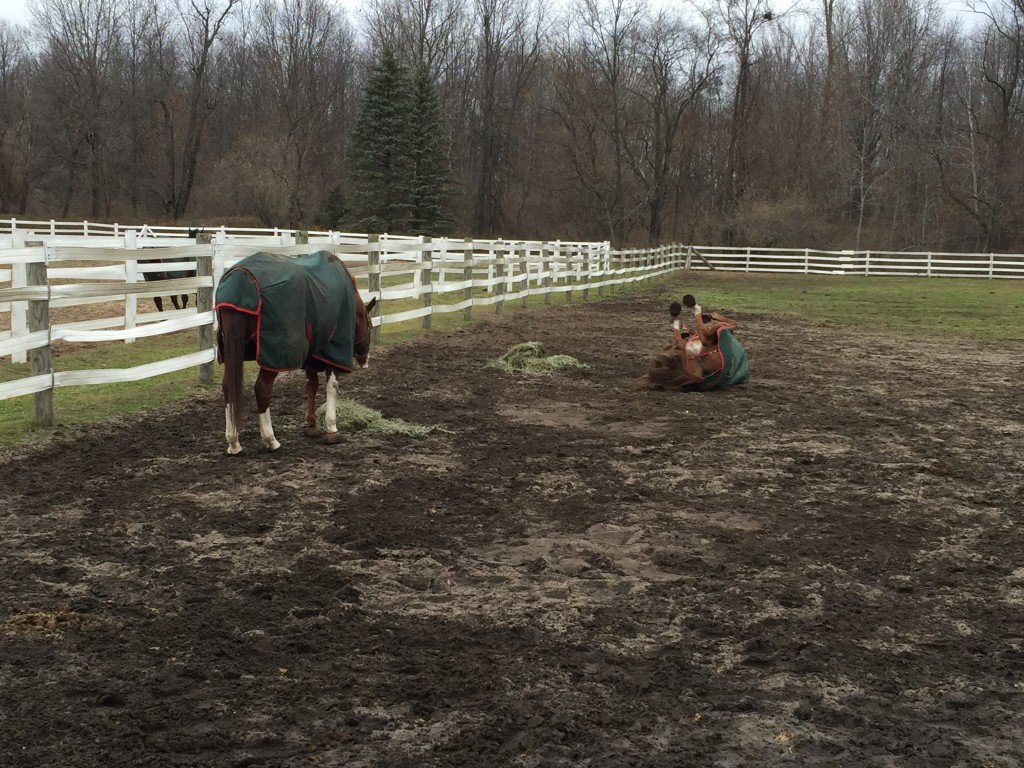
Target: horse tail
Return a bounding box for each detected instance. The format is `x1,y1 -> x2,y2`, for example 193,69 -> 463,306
219,308 -> 246,435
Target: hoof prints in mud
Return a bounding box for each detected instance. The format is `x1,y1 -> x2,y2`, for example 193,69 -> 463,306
2,296 -> 1024,767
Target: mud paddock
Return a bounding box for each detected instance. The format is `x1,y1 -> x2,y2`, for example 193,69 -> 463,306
2,293 -> 1023,767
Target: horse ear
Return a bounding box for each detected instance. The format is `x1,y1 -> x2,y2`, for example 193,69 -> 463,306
365,297 -> 378,314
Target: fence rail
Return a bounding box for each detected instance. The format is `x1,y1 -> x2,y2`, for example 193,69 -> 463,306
3,233 -> 691,424
3,218 -> 1024,428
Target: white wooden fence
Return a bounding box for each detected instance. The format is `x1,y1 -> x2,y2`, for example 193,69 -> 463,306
3,216 -> 1024,428
2,230 -> 688,424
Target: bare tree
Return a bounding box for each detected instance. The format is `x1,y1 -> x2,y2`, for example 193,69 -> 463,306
0,21 -> 32,214
470,0 -> 544,235
31,0 -> 126,217
626,11 -> 720,243
155,0 -> 240,219
552,0 -> 646,243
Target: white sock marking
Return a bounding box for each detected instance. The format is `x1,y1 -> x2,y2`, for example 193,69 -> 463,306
225,404 -> 242,455
325,372 -> 339,433
258,409 -> 280,451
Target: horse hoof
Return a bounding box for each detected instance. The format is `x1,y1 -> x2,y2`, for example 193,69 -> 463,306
226,444 -> 243,456
265,440 -> 281,452
324,431 -> 343,445
303,426 -> 321,439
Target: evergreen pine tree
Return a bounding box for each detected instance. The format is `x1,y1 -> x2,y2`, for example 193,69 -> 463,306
407,65 -> 452,236
347,48 -> 414,233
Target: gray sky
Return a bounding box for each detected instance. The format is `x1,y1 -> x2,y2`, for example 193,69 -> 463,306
0,0 -> 983,30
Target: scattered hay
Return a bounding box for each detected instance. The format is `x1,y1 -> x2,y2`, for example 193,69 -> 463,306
3,609 -> 106,636
315,399 -> 448,437
489,342 -> 588,375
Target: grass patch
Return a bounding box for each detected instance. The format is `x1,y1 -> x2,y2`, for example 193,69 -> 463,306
666,272 -> 1024,339
0,333 -> 223,446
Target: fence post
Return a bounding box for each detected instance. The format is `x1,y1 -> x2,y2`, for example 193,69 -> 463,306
421,237 -> 432,330
414,235 -> 424,292
926,251 -> 933,277
864,250 -> 871,276
989,252 -> 994,279
462,241 -> 474,321
438,238 -> 448,286
804,248 -> 810,274
542,243 -> 552,305
745,247 -> 751,272
567,245 -> 576,303
27,244 -> 53,427
520,244 -> 529,308
368,234 -> 382,343
581,245 -> 591,300
486,241 -> 496,293
494,243 -> 505,315
196,232 -> 215,387
10,230 -> 27,363
124,229 -> 138,344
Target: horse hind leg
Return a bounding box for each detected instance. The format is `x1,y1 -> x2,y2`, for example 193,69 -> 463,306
225,404 -> 242,455
254,369 -> 281,452
171,294 -> 182,310
324,370 -> 343,445
303,367 -> 321,439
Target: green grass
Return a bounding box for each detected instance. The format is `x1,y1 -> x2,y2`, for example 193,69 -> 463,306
0,333 -> 215,446
3,270 -> 1021,446
666,272 -> 1024,339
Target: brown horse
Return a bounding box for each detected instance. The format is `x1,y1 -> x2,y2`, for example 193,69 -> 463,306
216,251 -> 376,455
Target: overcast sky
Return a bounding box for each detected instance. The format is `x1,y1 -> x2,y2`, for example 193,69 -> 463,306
0,0 -> 983,31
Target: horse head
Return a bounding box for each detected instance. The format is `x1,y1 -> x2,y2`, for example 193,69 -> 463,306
354,296 -> 377,369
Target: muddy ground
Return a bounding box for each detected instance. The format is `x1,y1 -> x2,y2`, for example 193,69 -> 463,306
2,292 -> 1023,767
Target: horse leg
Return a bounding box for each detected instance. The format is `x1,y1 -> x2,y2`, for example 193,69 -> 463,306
254,368 -> 281,452
221,308 -> 248,455
324,370 -> 343,445
183,294 -> 189,309
154,296 -> 164,312
171,295 -> 181,311
303,367 -> 321,438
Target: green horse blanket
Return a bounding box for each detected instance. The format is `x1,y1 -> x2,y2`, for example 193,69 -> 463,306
684,328 -> 750,391
215,250 -> 358,372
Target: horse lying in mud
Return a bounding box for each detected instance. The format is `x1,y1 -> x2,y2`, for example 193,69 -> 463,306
214,250 -> 376,455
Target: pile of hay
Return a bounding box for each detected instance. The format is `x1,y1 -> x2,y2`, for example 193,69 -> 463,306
489,342 -> 589,375
315,399 -> 447,437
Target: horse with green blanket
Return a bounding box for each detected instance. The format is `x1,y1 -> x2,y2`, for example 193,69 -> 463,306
638,298 -> 749,391
215,250 -> 377,455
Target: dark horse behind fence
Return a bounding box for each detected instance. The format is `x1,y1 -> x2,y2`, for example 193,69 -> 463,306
141,227 -> 201,311
214,249 -> 376,455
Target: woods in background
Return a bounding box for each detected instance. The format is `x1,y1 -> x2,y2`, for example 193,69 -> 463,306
0,0 -> 1021,250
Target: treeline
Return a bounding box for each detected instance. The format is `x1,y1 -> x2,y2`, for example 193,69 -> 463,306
0,0 -> 1021,250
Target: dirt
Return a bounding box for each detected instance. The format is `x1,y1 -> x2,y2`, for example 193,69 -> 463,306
2,293 -> 1023,767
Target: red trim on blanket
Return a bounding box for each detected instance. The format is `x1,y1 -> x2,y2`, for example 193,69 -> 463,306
217,264 -> 353,375
214,301 -> 258,316
310,353 -> 352,373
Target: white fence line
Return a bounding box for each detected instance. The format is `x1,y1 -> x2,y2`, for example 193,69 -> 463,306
3,225 -> 1024,426
7,235 -> 680,420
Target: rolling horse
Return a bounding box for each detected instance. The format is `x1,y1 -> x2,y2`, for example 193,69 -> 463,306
214,250 -> 376,455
